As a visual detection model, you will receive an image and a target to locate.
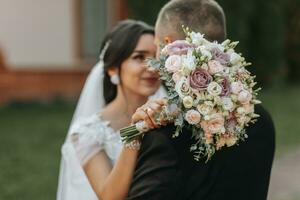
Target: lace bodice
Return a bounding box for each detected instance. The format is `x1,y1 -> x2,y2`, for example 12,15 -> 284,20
69,114 -> 123,166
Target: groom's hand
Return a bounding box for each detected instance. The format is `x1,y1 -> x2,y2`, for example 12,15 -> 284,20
132,98 -> 168,129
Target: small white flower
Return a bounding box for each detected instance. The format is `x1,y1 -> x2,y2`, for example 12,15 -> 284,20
230,52 -> 243,65
237,115 -> 251,125
208,42 -> 225,52
183,96 -> 194,108
222,97 -> 234,111
221,39 -> 231,47
198,46 -> 212,60
190,32 -> 208,45
207,82 -> 222,96
182,50 -> 196,74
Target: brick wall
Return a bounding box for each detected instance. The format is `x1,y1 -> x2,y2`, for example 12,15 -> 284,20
0,69 -> 89,105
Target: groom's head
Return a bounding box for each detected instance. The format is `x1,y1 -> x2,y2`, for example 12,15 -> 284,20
155,0 -> 226,45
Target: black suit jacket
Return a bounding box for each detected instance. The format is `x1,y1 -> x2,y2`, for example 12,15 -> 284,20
126,105 -> 275,200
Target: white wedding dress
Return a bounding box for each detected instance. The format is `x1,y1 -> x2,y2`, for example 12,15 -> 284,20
58,113 -> 122,200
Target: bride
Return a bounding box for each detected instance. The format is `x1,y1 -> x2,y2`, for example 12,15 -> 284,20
57,20 -> 166,200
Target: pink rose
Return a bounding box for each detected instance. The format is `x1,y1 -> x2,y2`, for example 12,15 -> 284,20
220,78 -> 231,96
238,90 -> 252,104
165,55 -> 182,72
231,81 -> 243,94
200,113 -> 225,134
211,47 -> 230,66
185,110 -> 201,125
208,60 -> 224,75
162,40 -> 195,56
189,69 -> 212,91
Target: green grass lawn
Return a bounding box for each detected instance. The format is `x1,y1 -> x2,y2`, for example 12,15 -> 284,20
259,85 -> 300,157
0,85 -> 299,199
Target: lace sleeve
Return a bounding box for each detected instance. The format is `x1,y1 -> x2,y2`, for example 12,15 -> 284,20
69,115 -> 108,166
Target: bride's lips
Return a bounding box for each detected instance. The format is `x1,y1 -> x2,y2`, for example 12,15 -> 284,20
141,76 -> 159,85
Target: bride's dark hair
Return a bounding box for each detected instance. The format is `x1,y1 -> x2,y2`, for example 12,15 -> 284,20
100,19 -> 154,105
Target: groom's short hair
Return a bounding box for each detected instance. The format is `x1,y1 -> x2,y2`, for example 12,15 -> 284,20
156,0 -> 226,42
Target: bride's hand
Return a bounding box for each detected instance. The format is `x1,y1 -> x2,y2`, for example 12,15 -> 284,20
132,98 -> 168,129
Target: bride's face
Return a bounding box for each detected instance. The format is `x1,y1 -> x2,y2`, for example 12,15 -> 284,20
119,34 -> 160,98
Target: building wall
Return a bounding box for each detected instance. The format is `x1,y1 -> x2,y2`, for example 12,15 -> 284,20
0,0 -> 76,69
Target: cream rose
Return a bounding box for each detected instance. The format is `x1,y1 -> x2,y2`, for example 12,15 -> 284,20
207,82 -> 222,96
183,96 -> 194,108
197,101 -> 214,115
185,109 -> 201,125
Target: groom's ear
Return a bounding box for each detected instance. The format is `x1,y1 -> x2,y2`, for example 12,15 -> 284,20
164,36 -> 173,44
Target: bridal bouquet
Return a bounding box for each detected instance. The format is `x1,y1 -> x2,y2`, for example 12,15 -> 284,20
121,27 -> 261,161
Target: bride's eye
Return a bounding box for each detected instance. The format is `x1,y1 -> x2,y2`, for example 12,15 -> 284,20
132,54 -> 145,61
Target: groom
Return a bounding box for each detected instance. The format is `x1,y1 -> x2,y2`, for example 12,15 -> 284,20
126,0 -> 275,199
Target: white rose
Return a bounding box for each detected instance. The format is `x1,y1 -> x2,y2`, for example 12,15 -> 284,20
230,52 -> 243,65
231,81 -> 243,94
183,96 -> 194,108
185,109 -> 201,125
222,97 -> 234,111
165,55 -> 182,72
175,78 -> 191,98
238,90 -> 252,104
207,82 -> 222,96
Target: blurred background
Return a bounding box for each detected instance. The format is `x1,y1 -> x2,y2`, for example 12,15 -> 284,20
0,0 -> 299,199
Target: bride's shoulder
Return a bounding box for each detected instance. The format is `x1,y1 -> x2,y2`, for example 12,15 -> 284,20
69,114 -> 111,138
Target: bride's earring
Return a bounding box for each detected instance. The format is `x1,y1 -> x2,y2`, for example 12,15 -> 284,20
110,74 -> 120,85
